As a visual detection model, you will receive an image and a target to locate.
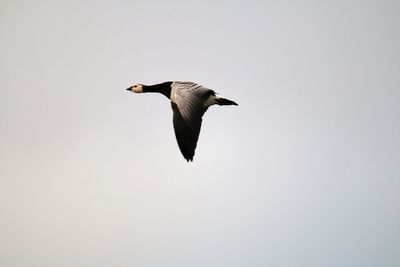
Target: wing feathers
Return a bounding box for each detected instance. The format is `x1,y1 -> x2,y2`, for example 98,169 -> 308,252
170,82 -> 214,161
171,102 -> 201,161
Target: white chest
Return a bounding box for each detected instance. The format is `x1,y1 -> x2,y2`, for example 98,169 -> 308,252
170,87 -> 178,102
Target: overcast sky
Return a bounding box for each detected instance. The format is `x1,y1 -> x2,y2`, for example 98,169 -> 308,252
1,1 -> 399,266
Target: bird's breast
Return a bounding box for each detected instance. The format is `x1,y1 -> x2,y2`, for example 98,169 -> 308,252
170,89 -> 177,103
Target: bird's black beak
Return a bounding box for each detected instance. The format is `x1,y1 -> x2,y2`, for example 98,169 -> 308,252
126,87 -> 132,91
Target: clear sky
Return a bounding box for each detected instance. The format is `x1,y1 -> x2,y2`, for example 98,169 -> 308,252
1,1 -> 399,266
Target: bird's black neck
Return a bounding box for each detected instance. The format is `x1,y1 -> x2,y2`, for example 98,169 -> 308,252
142,82 -> 173,99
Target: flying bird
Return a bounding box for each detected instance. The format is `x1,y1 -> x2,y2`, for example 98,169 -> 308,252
126,81 -> 238,161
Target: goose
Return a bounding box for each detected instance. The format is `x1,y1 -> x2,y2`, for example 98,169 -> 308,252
126,81 -> 238,161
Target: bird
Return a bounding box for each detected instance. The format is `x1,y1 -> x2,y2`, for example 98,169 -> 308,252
126,81 -> 238,161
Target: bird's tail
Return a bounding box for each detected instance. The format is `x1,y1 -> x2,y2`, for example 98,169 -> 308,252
215,96 -> 238,106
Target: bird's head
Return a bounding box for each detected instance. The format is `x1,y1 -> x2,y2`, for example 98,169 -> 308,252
126,84 -> 143,93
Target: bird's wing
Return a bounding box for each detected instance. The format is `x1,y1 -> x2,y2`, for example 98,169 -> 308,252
170,82 -> 213,161
172,82 -> 213,128
171,102 -> 200,161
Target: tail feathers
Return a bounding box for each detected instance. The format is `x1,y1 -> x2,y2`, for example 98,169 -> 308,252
216,97 -> 238,106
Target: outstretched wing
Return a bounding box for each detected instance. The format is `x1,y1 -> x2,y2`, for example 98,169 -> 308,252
170,82 -> 214,161
171,102 -> 200,161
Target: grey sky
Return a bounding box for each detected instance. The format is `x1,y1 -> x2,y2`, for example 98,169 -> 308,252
1,1 -> 399,266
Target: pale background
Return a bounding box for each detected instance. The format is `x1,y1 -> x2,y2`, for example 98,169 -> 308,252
1,1 -> 399,266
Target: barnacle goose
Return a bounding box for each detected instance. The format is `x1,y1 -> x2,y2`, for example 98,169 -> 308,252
126,81 -> 237,161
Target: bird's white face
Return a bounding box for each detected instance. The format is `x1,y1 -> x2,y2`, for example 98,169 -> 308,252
131,84 -> 143,93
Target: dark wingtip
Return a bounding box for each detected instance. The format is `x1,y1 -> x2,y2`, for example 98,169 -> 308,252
185,156 -> 193,162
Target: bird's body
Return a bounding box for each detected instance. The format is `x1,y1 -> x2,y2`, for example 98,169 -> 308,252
126,81 -> 237,161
